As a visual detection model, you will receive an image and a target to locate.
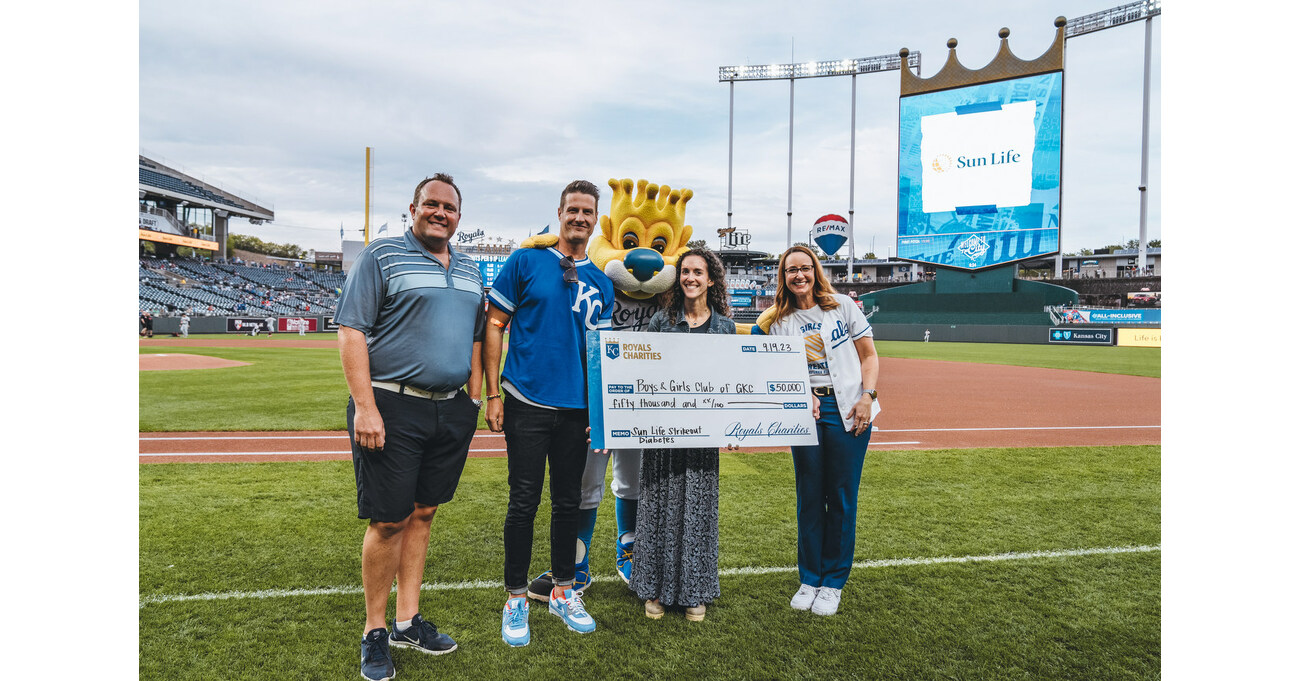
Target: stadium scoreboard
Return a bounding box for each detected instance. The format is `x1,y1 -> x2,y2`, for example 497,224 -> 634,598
897,71 -> 1063,270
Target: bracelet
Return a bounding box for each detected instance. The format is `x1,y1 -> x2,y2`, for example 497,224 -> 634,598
486,394 -> 502,401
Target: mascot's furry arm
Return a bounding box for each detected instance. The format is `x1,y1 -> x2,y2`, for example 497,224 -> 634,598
741,306 -> 779,336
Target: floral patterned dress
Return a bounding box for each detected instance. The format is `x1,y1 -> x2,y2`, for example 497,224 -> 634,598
629,308 -> 733,607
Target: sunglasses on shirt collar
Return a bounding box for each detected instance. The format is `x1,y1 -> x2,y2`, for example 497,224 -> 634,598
560,255 -> 578,283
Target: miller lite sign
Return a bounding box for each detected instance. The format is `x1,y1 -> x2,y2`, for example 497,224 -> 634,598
717,227 -> 751,250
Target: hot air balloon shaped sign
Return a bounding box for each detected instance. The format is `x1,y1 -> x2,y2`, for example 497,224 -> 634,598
812,214 -> 849,256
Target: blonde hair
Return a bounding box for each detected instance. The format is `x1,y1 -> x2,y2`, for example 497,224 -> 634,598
770,245 -> 838,324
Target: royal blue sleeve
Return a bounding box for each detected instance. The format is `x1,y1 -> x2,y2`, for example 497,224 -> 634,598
487,250 -> 523,314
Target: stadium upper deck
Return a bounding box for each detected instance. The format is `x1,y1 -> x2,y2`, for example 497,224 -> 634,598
139,155 -> 275,260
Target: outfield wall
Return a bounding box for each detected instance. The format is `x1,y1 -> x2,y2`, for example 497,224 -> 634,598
871,323 -> 1159,345
144,316 -> 1159,347
147,316 -> 338,335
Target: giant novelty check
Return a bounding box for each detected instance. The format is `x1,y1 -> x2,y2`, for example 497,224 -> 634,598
586,330 -> 818,449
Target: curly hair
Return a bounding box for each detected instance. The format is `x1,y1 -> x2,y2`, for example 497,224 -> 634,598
665,247 -> 730,324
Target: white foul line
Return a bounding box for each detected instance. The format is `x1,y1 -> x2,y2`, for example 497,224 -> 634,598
874,425 -> 1160,433
139,434 -> 507,441
138,427 -> 1156,442
138,447 -> 937,457
139,544 -> 1158,607
138,449 -> 509,457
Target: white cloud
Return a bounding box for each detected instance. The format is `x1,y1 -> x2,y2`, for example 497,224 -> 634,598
141,0 -> 1160,256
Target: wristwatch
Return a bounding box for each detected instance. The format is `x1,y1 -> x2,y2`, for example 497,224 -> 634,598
863,389 -> 878,400
471,398 -> 483,408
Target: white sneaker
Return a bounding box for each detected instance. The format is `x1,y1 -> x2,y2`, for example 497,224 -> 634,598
790,584 -> 818,611
811,586 -> 842,616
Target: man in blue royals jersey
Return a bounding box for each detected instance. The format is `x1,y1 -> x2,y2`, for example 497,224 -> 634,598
338,174 -> 484,681
484,180 -> 614,646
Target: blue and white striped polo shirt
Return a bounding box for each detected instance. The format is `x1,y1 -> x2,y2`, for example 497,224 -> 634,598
336,230 -> 485,392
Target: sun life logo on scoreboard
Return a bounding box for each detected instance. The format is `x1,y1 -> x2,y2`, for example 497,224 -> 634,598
932,149 -> 1023,172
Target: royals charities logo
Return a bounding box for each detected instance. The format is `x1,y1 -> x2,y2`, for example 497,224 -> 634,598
605,337 -> 621,359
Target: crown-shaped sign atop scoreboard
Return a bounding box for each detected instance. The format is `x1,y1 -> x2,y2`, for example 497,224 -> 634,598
899,16 -> 1066,95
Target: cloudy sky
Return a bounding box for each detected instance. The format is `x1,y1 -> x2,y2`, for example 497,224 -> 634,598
139,0 -> 1160,258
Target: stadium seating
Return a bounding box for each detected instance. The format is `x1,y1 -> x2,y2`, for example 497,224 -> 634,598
139,168 -> 248,211
139,256 -> 342,317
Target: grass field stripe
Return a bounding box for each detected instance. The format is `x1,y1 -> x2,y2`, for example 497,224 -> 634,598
139,544 -> 1158,607
712,544 -> 1160,577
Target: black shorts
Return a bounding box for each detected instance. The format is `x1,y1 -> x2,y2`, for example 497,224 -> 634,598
348,387 -> 477,523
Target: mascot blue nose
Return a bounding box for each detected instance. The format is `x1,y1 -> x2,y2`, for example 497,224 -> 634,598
625,248 -> 664,282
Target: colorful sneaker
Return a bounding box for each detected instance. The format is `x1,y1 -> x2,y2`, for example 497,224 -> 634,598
527,568 -> 591,602
548,588 -> 596,633
501,597 -> 531,647
360,627 -> 395,681
790,584 -> 818,611
389,613 -> 457,655
811,586 -> 842,616
616,537 -> 635,585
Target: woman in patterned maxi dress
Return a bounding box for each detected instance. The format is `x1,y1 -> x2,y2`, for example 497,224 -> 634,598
631,248 -> 735,622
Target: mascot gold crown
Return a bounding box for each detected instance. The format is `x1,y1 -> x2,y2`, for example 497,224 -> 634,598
524,177 -> 693,301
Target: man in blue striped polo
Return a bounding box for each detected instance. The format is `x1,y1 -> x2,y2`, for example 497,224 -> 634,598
337,173 -> 485,681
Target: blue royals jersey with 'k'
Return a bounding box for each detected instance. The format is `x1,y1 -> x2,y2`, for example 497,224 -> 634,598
488,247 -> 614,409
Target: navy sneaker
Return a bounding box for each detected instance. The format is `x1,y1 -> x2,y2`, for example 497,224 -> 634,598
389,613 -> 457,656
526,570 -> 553,602
526,568 -> 591,602
501,597 -> 531,647
616,537 -> 634,584
361,627 -> 395,681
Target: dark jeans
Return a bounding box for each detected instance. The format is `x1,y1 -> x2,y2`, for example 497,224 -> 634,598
790,394 -> 872,589
502,393 -> 590,591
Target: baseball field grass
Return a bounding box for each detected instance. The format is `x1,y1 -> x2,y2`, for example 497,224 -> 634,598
139,445 -> 1160,680
138,340 -> 1160,431
138,338 -> 1160,678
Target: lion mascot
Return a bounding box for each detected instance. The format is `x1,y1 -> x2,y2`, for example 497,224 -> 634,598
520,178 -> 694,601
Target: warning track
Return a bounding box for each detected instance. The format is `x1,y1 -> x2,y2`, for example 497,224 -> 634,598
139,357 -> 1159,463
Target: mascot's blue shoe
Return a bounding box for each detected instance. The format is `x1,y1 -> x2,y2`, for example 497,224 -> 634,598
616,537 -> 635,585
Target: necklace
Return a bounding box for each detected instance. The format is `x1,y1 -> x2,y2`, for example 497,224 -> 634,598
684,309 -> 708,327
